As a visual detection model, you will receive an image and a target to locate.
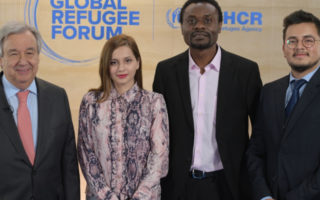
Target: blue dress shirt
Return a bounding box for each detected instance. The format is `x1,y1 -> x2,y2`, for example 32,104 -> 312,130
285,66 -> 320,106
2,75 -> 38,149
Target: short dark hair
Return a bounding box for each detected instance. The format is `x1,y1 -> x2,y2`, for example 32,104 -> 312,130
179,0 -> 223,24
283,10 -> 320,41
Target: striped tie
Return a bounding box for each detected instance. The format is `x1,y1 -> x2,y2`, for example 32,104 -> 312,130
285,79 -> 306,118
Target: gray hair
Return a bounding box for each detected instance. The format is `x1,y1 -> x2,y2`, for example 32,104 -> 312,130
0,21 -> 42,57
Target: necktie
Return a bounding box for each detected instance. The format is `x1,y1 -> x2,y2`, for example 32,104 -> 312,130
285,79 -> 306,118
17,90 -> 35,165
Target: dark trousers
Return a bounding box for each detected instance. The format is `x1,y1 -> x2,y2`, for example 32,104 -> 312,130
179,170 -> 234,200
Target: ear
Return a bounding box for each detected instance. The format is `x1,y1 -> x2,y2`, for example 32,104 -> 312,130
0,57 -> 3,70
282,43 -> 286,58
218,22 -> 222,33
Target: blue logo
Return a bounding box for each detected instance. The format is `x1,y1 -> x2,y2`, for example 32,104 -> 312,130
222,11 -> 263,32
24,0 -> 140,65
166,8 -> 181,29
166,8 -> 263,32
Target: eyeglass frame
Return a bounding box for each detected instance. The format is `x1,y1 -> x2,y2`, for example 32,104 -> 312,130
286,36 -> 320,49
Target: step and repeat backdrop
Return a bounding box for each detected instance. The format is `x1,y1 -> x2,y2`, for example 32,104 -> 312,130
0,0 -> 319,198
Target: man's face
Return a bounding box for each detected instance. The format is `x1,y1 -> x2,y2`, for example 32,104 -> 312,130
0,30 -> 39,90
283,22 -> 320,75
181,2 -> 222,50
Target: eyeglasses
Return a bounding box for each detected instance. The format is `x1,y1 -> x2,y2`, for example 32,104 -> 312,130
286,37 -> 320,49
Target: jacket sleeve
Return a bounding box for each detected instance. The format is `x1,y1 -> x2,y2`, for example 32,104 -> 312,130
246,89 -> 273,200
77,96 -> 120,200
61,89 -> 81,200
131,94 -> 169,200
246,62 -> 263,124
152,63 -> 165,95
286,164 -> 320,199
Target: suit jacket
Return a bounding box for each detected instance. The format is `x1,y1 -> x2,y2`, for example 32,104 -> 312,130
153,48 -> 262,200
0,73 -> 80,200
247,68 -> 320,200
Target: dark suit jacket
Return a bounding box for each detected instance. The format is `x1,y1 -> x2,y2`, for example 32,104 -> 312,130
0,73 -> 80,200
247,68 -> 320,200
153,48 -> 262,200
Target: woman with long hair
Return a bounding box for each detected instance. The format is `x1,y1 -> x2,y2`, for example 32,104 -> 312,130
77,34 -> 169,200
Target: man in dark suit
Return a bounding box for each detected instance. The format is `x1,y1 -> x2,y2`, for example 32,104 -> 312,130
0,22 -> 80,199
153,0 -> 262,199
246,10 -> 320,200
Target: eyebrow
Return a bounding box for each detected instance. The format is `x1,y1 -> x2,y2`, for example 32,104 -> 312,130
187,14 -> 212,18
112,56 -> 132,59
287,35 -> 315,39
303,35 -> 315,38
7,49 -> 18,52
25,48 -> 36,52
7,47 -> 36,52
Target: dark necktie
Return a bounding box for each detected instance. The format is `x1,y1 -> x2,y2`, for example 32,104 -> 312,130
285,79 -> 306,118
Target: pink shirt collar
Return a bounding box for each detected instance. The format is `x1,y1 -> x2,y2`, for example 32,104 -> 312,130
188,45 -> 221,72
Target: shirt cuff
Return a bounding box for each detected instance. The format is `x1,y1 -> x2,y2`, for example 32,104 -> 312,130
261,196 -> 273,200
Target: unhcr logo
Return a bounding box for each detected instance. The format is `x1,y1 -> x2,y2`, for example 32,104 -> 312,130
166,8 -> 181,29
166,8 -> 263,33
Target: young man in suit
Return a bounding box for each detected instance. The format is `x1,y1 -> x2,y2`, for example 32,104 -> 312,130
0,21 -> 80,199
153,0 -> 262,199
247,10 -> 320,200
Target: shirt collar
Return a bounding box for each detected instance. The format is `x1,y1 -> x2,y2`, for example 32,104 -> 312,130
109,83 -> 140,102
2,75 -> 37,98
188,45 -> 221,72
289,65 -> 320,83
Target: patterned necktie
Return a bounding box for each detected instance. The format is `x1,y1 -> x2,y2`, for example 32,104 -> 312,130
17,90 -> 35,165
285,79 -> 306,118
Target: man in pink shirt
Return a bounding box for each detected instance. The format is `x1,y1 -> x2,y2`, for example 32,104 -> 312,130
153,0 -> 262,199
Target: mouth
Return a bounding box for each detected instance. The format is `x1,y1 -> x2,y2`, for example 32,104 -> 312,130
293,53 -> 309,58
191,32 -> 209,39
117,74 -> 128,79
16,68 -> 31,74
293,51 -> 309,57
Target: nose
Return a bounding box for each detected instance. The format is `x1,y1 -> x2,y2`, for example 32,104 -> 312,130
18,54 -> 28,65
194,20 -> 205,30
296,40 -> 305,49
117,62 -> 125,71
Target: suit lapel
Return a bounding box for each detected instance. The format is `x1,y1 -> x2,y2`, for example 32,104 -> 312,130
271,76 -> 289,144
275,76 -> 289,128
34,78 -> 52,167
175,50 -> 194,132
0,73 -> 31,165
215,49 -> 234,138
283,68 -> 320,140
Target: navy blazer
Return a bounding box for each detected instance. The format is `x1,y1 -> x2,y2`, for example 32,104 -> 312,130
247,68 -> 320,200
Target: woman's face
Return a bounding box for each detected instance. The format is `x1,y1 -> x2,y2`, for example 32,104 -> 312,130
109,45 -> 139,94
